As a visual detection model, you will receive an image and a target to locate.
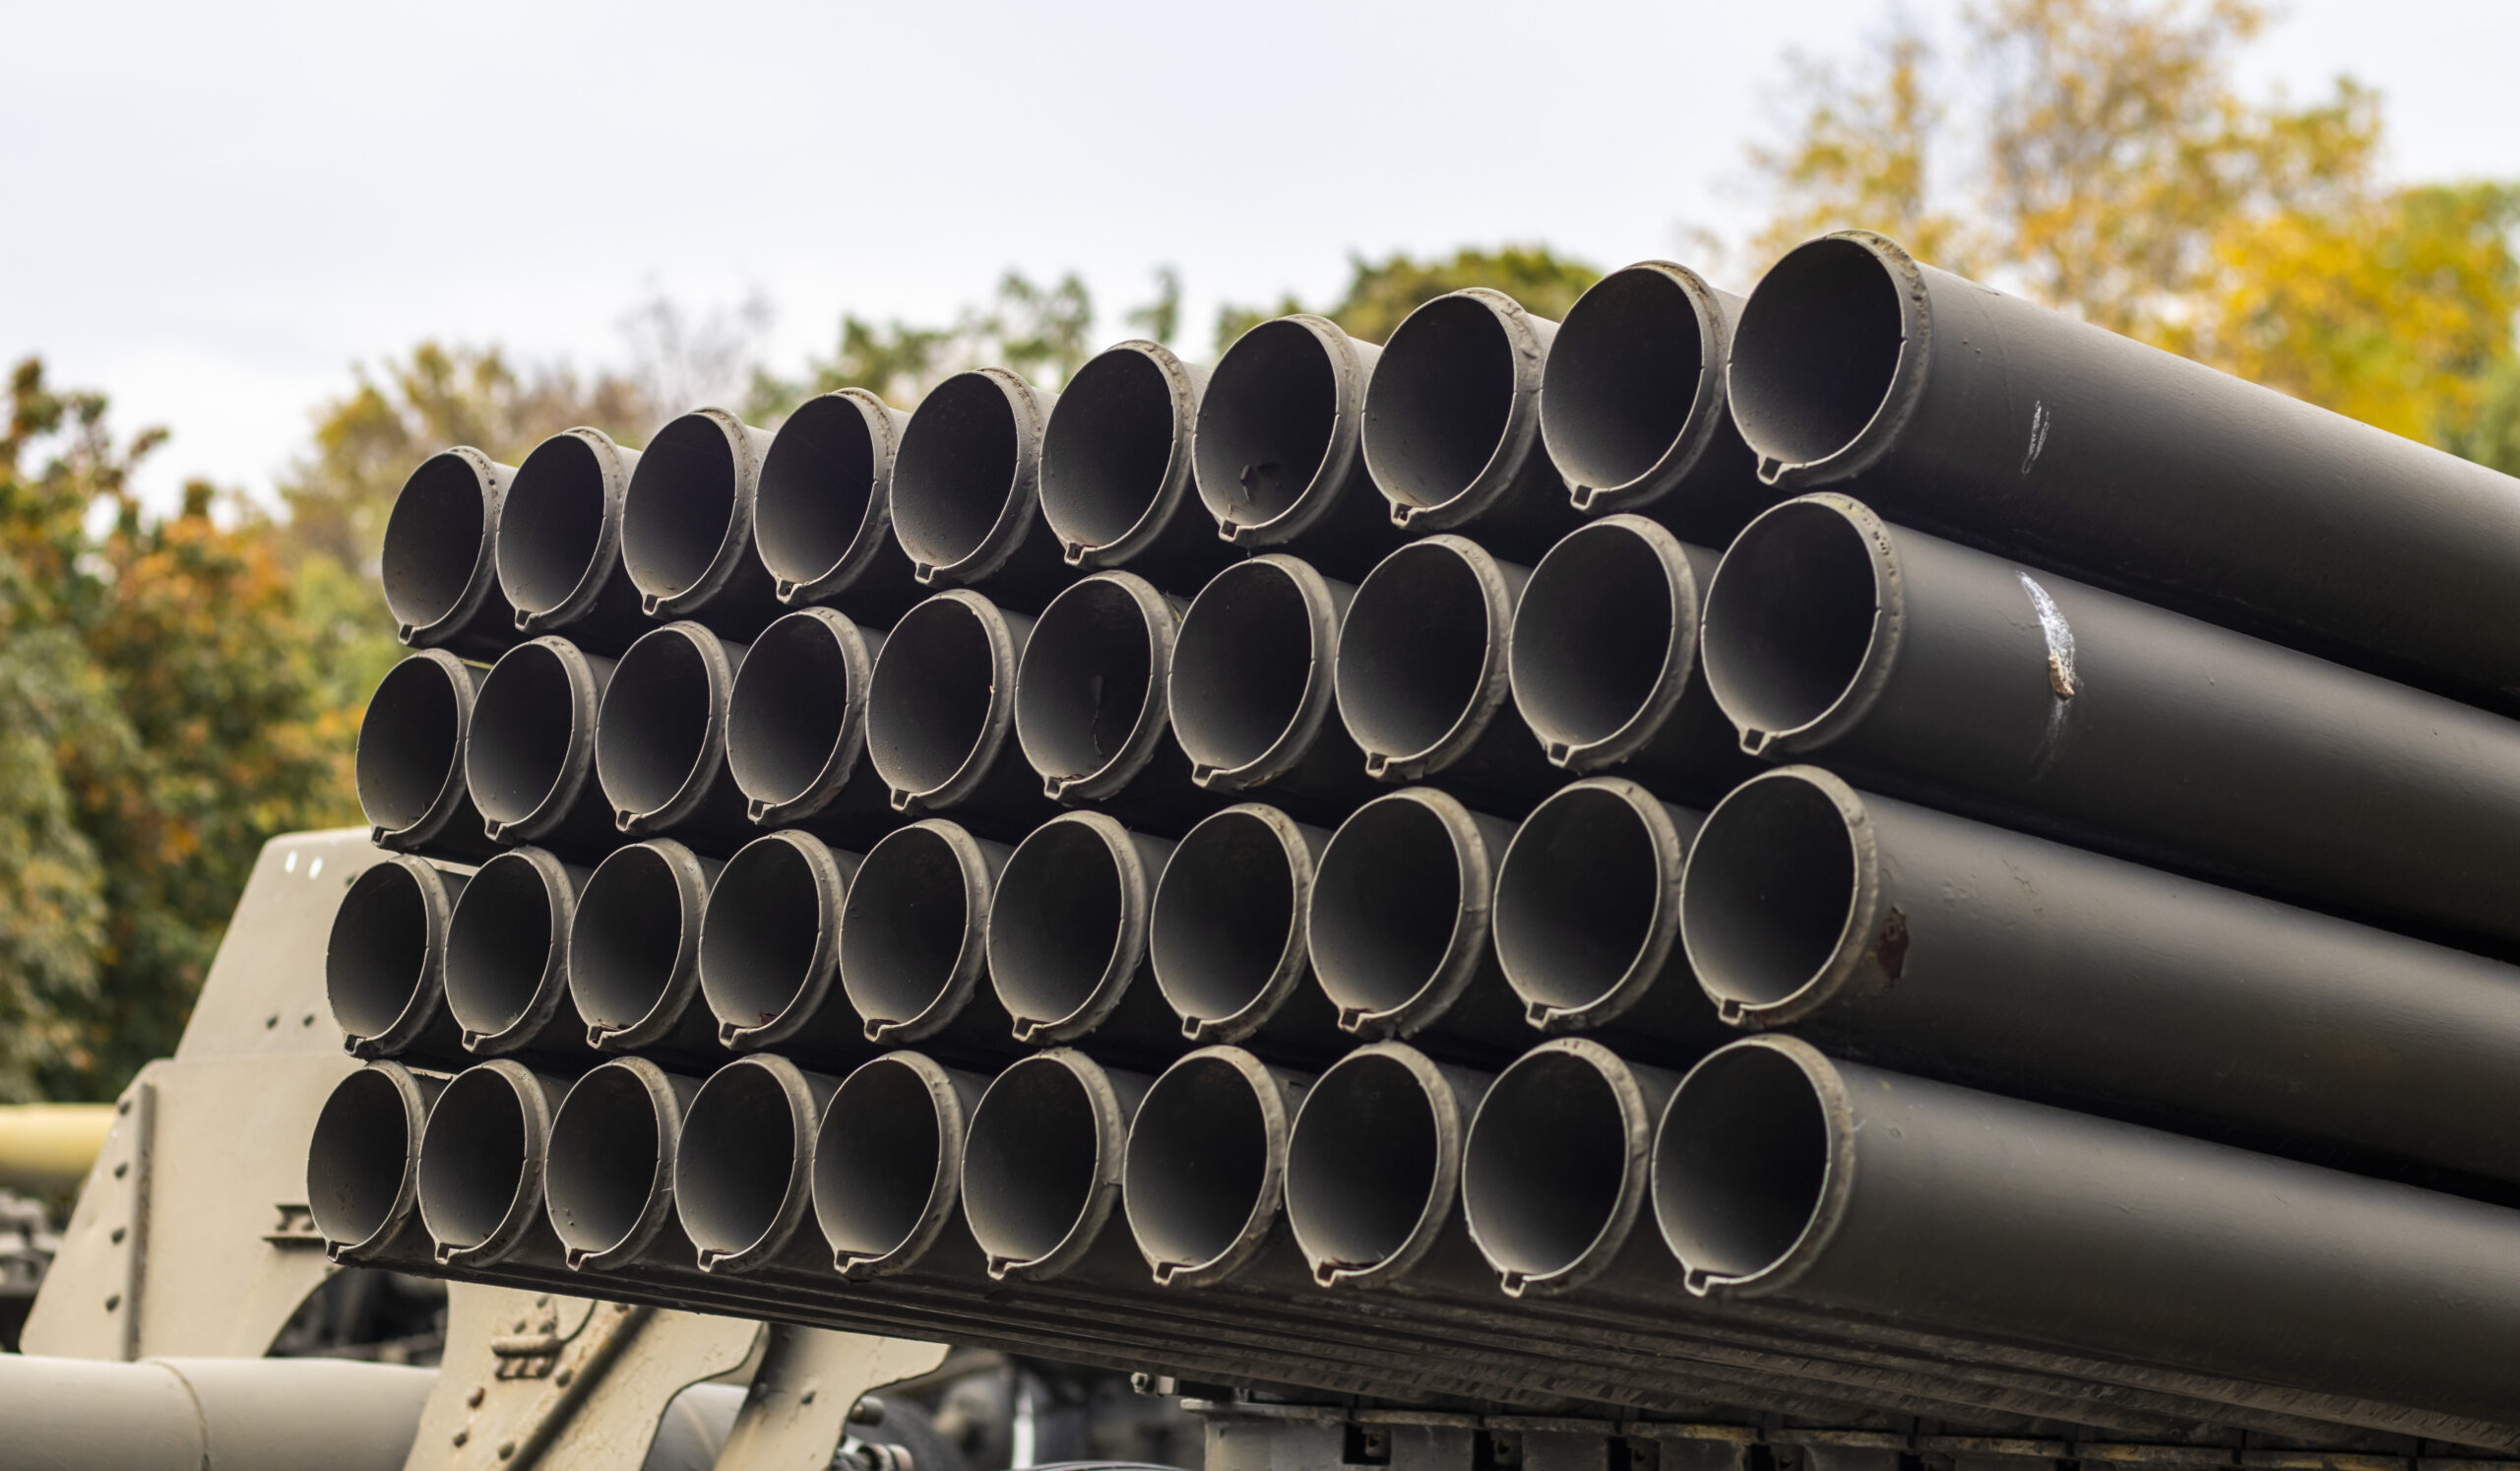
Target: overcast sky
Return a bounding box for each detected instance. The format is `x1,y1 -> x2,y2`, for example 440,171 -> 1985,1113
6,0 -> 2517,511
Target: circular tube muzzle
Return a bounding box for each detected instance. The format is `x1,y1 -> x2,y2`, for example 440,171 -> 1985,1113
698,829 -> 868,1063
415,1059 -> 569,1268
1149,804 -> 1343,1055
621,408 -> 784,639
813,1051 -> 989,1279
1539,261 -> 1772,542
544,1056 -> 702,1273
1040,341 -> 1232,589
1015,570 -> 1211,830
673,1054 -> 841,1275
1192,315 -> 1400,578
444,846 -> 593,1060
308,1061 -> 445,1263
889,368 -> 1066,608
1307,788 -> 1527,1057
566,838 -> 724,1060
755,387 -> 923,622
838,820 -> 1016,1056
1650,1036 -> 1847,1299
594,620 -> 754,851
496,426 -> 649,655
863,590 -> 1049,830
1492,777 -> 1723,1054
1696,494 -> 1902,759
960,1049 -> 1150,1283
1360,288 -> 1577,558
355,650 -> 496,861
1462,1039 -> 1679,1298
1283,1041 -> 1488,1290
1122,1046 -> 1310,1288
726,607 -> 892,845
1166,554 -> 1376,819
328,854 -> 468,1064
466,635 -> 618,860
1334,536 -> 1555,803
381,446 -> 517,659
985,811 -> 1179,1058
1677,765 -> 1881,1029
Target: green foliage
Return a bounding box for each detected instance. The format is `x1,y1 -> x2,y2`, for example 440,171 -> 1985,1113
1214,246 -> 1604,352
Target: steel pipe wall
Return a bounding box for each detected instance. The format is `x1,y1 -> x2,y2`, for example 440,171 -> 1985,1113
838,819 -> 1017,1057
864,590 -> 1052,834
381,446 -> 517,659
1149,803 -> 1345,1057
1015,571 -> 1213,833
1040,340 -> 1233,590
497,427 -> 649,654
754,387 -> 923,624
1193,315 -> 1401,578
724,607 -> 894,847
891,368 -> 1066,608
466,634 -> 617,859
697,828 -> 866,1064
594,620 -> 753,852
327,853 -> 468,1065
1167,554 -> 1379,822
567,838 -> 724,1062
443,846 -> 592,1060
356,650 -> 496,861
621,409 -> 784,639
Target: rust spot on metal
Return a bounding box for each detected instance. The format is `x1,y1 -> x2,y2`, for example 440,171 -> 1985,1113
1874,907 -> 1910,982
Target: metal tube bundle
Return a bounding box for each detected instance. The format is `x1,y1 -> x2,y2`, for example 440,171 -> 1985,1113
620,408 -> 784,639
753,387 -> 923,624
497,426 -> 648,654
1040,340 -> 1233,590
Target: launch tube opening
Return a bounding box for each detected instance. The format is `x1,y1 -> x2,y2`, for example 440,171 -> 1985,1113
570,846 -> 691,1035
1040,348 -> 1178,551
1195,320 -> 1338,529
757,394 -> 882,589
1730,237 -> 1908,471
988,817 -> 1129,1034
623,414 -> 741,600
308,1067 -> 420,1247
1463,1047 -> 1631,1285
445,852 -> 562,1040
498,434 -> 609,616
840,825 -> 982,1034
595,628 -> 719,819
356,657 -> 464,832
1124,1053 -> 1276,1276
1152,810 -> 1301,1029
469,642 -> 579,828
727,613 -> 859,808
1017,576 -> 1161,792
1654,1043 -> 1830,1284
1366,293 -> 1517,511
1700,500 -> 1884,738
963,1055 -> 1107,1268
1310,797 -> 1469,1023
1542,268 -> 1704,492
1286,1050 -> 1440,1275
676,1060 -> 806,1259
328,862 -> 432,1043
700,835 -> 832,1034
381,453 -> 489,634
1510,520 -> 1682,753
1170,559 -> 1327,779
866,596 -> 1000,799
1681,772 -> 1860,1012
815,1056 -> 953,1266
892,373 -> 1022,572
545,1063 -> 666,1259
1337,542 -> 1498,765
417,1067 -> 535,1250
1492,785 -> 1664,1015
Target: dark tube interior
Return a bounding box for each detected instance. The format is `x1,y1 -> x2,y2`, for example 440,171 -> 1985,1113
1310,800 -> 1463,1016
1464,1050 -> 1628,1279
866,599 -> 995,796
499,435 -> 609,615
1493,788 -> 1662,1012
1195,320 -> 1337,526
727,615 -> 852,806
545,1065 -> 663,1256
329,863 -> 430,1041
841,828 -> 976,1026
1287,1053 -> 1437,1269
597,631 -> 715,817
382,454 -> 487,631
1512,524 -> 1677,747
308,1069 -> 416,1246
677,1064 -> 800,1255
1152,811 -> 1297,1024
963,1058 -> 1102,1263
701,838 -> 829,1029
891,374 -> 1020,570
1729,238 -> 1907,467
622,415 -> 739,599
1654,1046 -> 1829,1280
1019,580 -> 1156,782
571,847 -> 689,1032
469,643 -> 578,826
1124,1055 -> 1271,1268
417,1069 -> 531,1249
1701,502 -> 1881,736
445,853 -> 559,1038
757,395 -> 880,585
356,658 -> 462,831
815,1058 -> 946,1259
1367,295 -> 1515,508
990,822 -> 1124,1027
1543,268 -> 1703,489
1337,544 -> 1491,760
1169,562 -> 1316,773
1681,777 -> 1858,1008
1041,349 -> 1177,548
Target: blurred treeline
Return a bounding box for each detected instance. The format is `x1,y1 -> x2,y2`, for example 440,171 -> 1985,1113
4,0 -> 2518,1101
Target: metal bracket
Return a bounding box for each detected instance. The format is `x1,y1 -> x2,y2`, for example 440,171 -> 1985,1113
712,1325 -> 948,1471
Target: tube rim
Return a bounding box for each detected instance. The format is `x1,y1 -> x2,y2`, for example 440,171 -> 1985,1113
568,838 -> 715,1052
760,389 -> 905,606
1508,514 -> 1700,772
596,621 -> 739,836
895,367 -> 1055,588
1699,493 -> 1906,757
623,408 -> 774,618
1170,555 -> 1348,792
1493,777 -> 1689,1033
470,636 -> 604,844
383,447 -> 507,646
674,1053 -> 824,1272
866,590 -> 1026,814
356,649 -> 481,850
988,810 -> 1160,1045
1652,1034 -> 1857,1299
1334,535 -> 1519,781
329,855 -> 460,1059
1016,571 -> 1179,803
1040,341 -> 1203,570
1284,1041 -> 1470,1288
1461,1038 -> 1655,1297
1361,288 -> 1549,534
1194,315 -> 1375,547
1678,765 -> 1882,1027
1122,1045 -> 1300,1288
1152,803 -> 1318,1045
729,607 -> 879,826
814,1050 -> 976,1279
447,847 -> 581,1055
1542,262 -> 1734,515
700,829 -> 850,1051
308,1061 -> 435,1258
1308,788 -> 1500,1039
1729,230 -> 1933,490
544,1056 -> 689,1271
840,819 -> 997,1045
499,428 -> 636,634
962,1048 -> 1130,1282
417,1059 -> 559,1267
